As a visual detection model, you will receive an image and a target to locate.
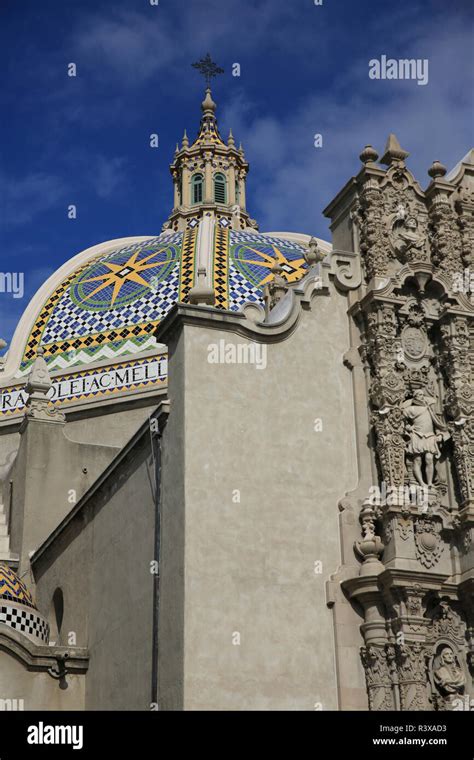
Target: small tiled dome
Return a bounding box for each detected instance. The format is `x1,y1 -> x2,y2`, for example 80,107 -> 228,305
0,563 -> 35,609
0,564 -> 50,644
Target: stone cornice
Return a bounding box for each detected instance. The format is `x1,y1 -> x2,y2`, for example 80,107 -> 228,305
347,262 -> 474,315
0,626 -> 88,673
378,567 -> 451,591
155,269 -> 327,346
323,177 -> 358,222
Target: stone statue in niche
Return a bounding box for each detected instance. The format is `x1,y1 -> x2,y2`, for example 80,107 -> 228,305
390,205 -> 425,261
433,646 -> 466,698
402,390 -> 449,487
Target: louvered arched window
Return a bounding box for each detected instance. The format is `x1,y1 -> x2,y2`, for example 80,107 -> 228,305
192,174 -> 203,205
214,173 -> 227,204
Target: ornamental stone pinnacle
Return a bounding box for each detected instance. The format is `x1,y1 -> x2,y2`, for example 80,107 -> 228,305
263,255 -> 289,314
0,338 -> 6,374
380,133 -> 409,166
359,145 -> 379,166
22,347 -> 65,426
428,159 -> 447,179
188,266 -> 216,306
304,237 -> 325,266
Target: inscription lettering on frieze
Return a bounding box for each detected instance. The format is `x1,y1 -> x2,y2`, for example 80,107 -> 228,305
0,357 -> 168,416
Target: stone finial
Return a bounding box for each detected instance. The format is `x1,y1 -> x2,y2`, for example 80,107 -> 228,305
270,256 -> 285,284
304,237 -> 325,266
355,500 -> 384,576
182,130 -> 189,149
428,159 -> 447,179
228,128 -> 235,147
188,267 -> 215,306
380,133 -> 409,166
26,347 -> 51,395
263,255 -> 288,314
201,87 -> 216,113
23,348 -> 65,425
175,143 -> 180,155
0,339 -> 6,374
359,145 -> 379,166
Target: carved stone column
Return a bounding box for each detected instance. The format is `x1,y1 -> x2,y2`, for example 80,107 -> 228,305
396,642 -> 431,710
365,302 -> 407,491
439,316 -> 474,510
361,645 -> 396,711
426,162 -> 464,275
358,159 -> 388,281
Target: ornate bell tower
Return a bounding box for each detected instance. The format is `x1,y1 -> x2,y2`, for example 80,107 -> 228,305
163,55 -> 257,233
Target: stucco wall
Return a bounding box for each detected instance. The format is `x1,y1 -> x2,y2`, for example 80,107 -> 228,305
8,421 -> 119,576
64,400 -> 160,448
159,290 -> 358,710
0,398 -> 158,504
33,429 -> 156,710
0,650 -> 84,710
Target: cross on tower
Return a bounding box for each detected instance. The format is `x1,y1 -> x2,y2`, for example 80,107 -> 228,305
191,54 -> 224,87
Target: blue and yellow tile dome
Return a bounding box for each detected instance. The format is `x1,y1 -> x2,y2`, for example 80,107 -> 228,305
20,231 -> 185,375
0,564 -> 36,609
16,225 -> 324,378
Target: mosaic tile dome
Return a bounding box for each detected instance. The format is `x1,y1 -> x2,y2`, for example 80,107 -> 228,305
16,226 -> 321,377
0,563 -> 50,644
19,232 -> 183,375
0,564 -> 36,609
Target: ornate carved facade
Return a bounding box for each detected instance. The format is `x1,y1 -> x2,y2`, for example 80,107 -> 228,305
326,137 -> 473,711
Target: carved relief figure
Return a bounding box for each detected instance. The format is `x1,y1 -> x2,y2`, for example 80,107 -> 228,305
402,390 -> 449,487
433,646 -> 466,697
390,206 -> 425,261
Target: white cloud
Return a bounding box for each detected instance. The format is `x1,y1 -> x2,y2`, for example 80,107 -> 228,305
70,1 -> 331,87
219,14 -> 473,237
74,10 -> 176,84
0,172 -> 66,226
92,156 -> 128,199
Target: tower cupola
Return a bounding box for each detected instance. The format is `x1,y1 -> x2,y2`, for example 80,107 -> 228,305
164,55 -> 256,232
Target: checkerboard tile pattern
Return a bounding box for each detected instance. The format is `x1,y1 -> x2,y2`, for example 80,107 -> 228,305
0,605 -> 50,643
213,225 -> 229,309
227,230 -> 308,312
42,260 -> 180,343
179,228 -> 198,302
228,268 -> 263,311
229,231 -> 307,253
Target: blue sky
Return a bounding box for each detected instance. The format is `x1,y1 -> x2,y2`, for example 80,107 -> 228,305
0,0 -> 473,349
